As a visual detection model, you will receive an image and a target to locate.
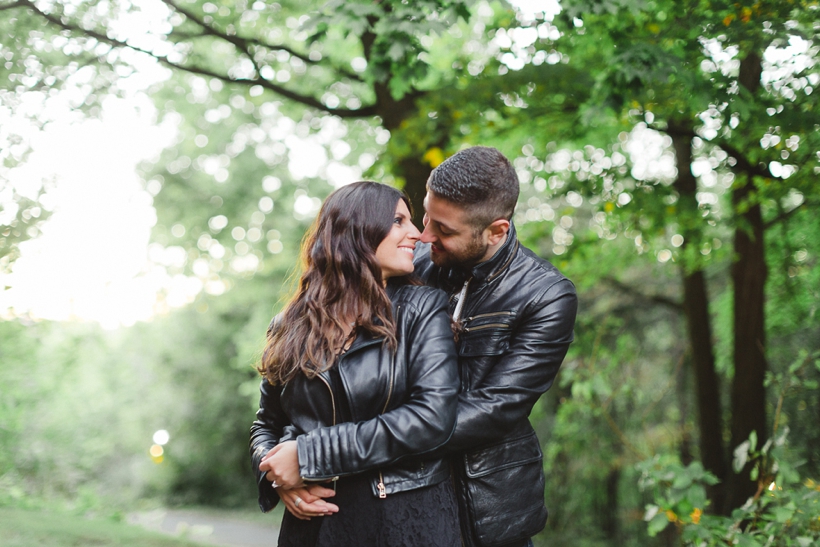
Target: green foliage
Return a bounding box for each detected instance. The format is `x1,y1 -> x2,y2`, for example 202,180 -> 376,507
638,430 -> 820,545
306,0 -> 471,98
0,180 -> 52,272
0,276 -> 290,510
3,0 -> 820,544
144,72 -> 378,283
0,507 -> 204,547
638,456 -> 719,536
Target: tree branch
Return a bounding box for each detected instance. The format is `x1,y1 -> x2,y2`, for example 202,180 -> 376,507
764,198 -> 814,230
656,122 -> 773,182
714,140 -> 771,180
0,1 -> 26,11
162,0 -> 363,82
604,276 -> 682,311
166,29 -> 364,83
14,0 -> 377,118
161,0 -> 261,75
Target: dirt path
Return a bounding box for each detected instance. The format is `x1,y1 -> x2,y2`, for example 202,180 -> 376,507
127,508 -> 280,547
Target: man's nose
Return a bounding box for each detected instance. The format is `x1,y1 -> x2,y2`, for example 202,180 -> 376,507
420,224 -> 436,244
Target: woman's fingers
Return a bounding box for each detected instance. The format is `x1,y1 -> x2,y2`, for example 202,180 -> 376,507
260,443 -> 283,465
260,441 -> 302,488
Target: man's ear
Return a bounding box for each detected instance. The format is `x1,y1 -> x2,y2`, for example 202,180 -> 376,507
485,219 -> 510,246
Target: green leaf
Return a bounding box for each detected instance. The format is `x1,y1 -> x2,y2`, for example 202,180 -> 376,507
647,512 -> 669,537
771,504 -> 795,524
749,430 -> 758,452
387,41 -> 408,62
733,440 -> 751,472
672,473 -> 692,490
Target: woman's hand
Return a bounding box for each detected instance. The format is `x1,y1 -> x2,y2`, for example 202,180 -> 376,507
277,484 -> 339,520
259,441 -> 302,489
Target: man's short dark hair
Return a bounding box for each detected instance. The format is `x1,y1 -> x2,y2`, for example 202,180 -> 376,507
427,146 -> 519,231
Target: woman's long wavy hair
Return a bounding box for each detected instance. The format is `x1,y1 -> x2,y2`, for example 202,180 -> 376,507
258,181 -> 412,385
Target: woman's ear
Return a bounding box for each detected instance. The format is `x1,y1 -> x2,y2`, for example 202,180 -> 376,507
485,219 -> 510,246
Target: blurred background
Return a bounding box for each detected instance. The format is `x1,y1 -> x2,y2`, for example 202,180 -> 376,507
1,0 -> 819,545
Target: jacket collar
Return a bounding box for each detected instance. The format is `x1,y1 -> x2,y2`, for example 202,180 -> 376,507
442,222 -> 518,288
343,328 -> 382,356
468,222 -> 519,285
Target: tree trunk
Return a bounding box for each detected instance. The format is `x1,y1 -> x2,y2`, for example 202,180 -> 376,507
397,156 -> 432,223
669,128 -> 727,511
363,27 -> 432,224
602,467 -> 620,544
722,51 -> 769,514
677,350 -> 694,468
724,183 -> 768,512
371,84 -> 431,224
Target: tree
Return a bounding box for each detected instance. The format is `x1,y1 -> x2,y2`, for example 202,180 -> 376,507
431,0 -> 820,516
0,120 -> 51,270
0,0 -> 494,217
4,0 -> 820,533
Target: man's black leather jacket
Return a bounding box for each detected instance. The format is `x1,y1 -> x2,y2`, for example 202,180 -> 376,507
249,284 -> 459,513
414,224 -> 578,547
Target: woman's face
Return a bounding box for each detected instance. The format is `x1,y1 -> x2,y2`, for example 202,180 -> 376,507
375,200 -> 421,281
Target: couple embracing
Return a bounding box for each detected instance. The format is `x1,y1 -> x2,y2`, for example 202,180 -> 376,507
250,146 -> 578,547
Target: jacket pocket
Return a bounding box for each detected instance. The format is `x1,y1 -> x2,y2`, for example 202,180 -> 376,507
463,432 -> 548,547
458,312 -> 514,357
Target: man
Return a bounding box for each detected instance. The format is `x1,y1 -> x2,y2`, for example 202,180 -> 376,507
414,146 -> 578,547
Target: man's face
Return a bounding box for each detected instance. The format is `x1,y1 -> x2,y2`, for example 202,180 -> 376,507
420,192 -> 489,269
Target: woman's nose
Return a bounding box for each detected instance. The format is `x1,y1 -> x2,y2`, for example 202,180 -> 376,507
408,223 -> 421,241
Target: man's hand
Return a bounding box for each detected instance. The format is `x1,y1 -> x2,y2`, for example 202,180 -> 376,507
277,484 -> 339,520
259,441 -> 301,489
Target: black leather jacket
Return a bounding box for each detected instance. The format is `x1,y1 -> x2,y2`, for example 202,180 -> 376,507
249,284 -> 459,513
414,224 -> 578,547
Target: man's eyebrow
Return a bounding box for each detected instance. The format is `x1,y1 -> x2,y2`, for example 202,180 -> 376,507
434,218 -> 457,232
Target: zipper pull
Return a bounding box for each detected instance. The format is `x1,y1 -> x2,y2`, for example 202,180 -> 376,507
377,474 -> 387,499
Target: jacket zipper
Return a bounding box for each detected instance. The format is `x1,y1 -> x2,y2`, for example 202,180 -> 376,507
377,305 -> 398,498
317,372 -> 336,426
376,355 -> 392,498
465,310 -> 513,321
316,370 -> 339,489
462,323 -> 511,332
377,473 -> 387,498
381,354 -> 395,414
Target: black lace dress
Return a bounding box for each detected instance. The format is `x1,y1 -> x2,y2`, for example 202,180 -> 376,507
277,362 -> 461,547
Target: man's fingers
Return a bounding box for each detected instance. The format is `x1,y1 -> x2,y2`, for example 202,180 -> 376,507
305,484 -> 336,498
279,489 -> 338,520
300,488 -> 336,503
297,499 -> 337,515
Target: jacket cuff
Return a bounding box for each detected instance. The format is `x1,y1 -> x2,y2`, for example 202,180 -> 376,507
257,471 -> 280,513
252,444 -> 280,512
297,434 -> 313,479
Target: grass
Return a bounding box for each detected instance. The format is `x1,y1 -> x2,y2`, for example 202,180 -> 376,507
0,507 -> 206,547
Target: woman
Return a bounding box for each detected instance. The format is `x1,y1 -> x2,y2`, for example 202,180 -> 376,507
249,181 -> 461,546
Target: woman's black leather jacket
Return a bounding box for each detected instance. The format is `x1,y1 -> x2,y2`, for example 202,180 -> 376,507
249,284 -> 459,512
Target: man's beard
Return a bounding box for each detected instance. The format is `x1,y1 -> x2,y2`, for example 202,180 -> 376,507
429,235 -> 488,270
